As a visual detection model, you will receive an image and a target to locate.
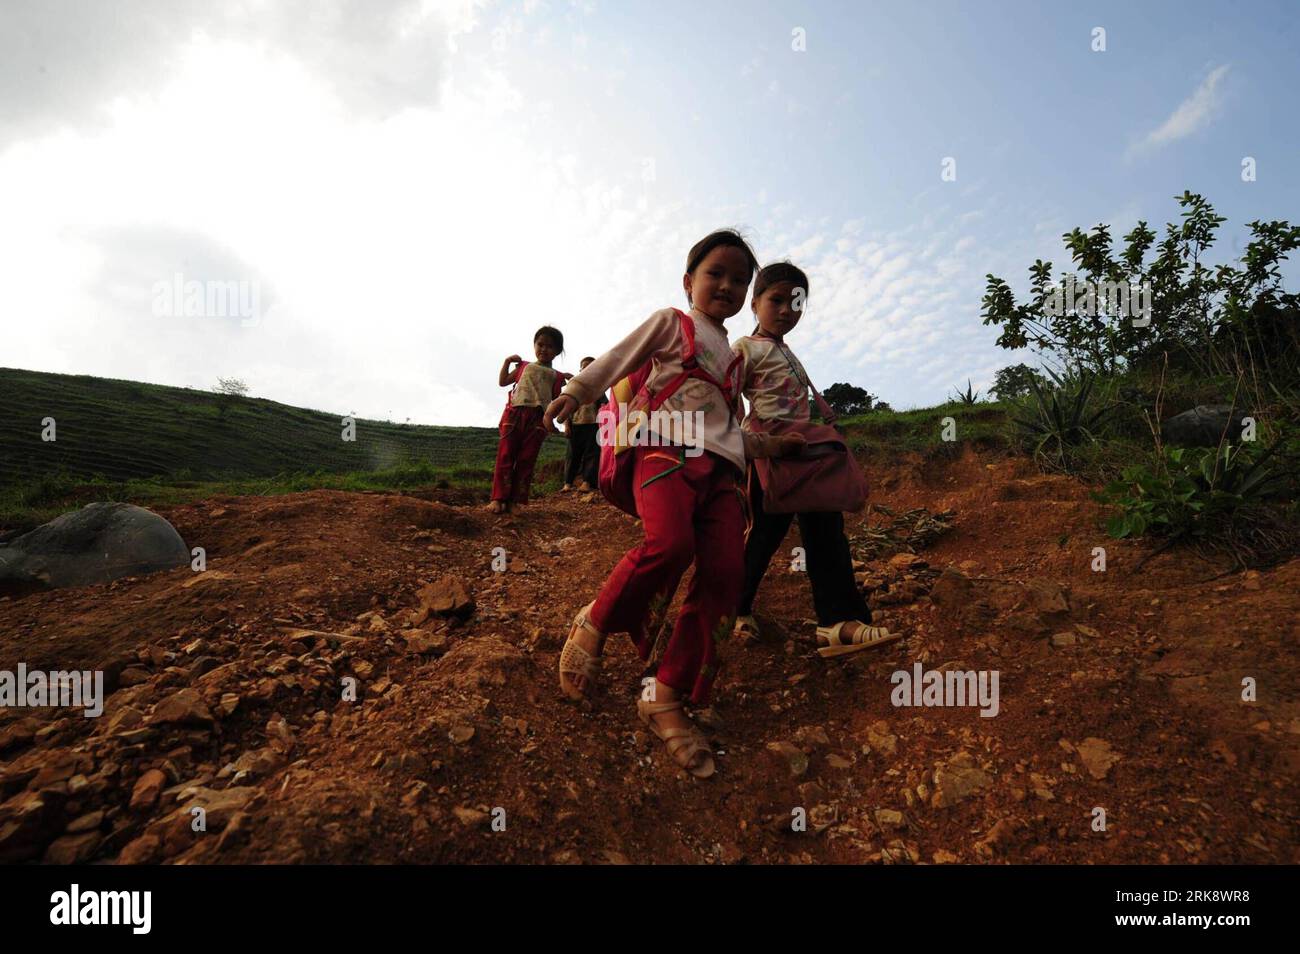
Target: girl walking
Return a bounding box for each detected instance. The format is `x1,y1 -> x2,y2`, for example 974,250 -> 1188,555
732,262 -> 901,656
544,230 -> 801,778
490,326 -> 569,514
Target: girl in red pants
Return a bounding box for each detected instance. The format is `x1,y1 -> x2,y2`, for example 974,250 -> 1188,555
544,230 -> 801,778
490,326 -> 568,514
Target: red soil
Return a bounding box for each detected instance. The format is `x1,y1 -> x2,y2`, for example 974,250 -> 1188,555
1,447 -> 1296,864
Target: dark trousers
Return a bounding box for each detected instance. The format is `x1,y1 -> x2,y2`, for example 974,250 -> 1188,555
738,466 -> 872,625
565,423 -> 599,487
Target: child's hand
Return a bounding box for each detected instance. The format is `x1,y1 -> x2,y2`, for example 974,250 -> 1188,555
506,354 -> 522,367
544,394 -> 578,430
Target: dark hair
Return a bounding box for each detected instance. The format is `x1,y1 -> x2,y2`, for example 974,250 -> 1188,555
534,325 -> 564,352
685,228 -> 759,279
580,356 -> 595,364
751,261 -> 810,335
753,261 -> 809,301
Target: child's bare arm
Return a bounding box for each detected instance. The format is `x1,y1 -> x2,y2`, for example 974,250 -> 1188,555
499,354 -> 522,387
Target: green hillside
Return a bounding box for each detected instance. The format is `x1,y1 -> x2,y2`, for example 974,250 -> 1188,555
0,366 -> 565,482
0,366 -> 1018,536
0,367 -> 565,531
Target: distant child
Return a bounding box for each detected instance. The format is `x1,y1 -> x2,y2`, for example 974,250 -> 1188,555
544,230 -> 803,779
490,326 -> 570,514
732,262 -> 901,656
561,356 -> 605,492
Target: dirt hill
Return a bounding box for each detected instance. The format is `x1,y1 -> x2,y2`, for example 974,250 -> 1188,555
1,447 -> 1297,864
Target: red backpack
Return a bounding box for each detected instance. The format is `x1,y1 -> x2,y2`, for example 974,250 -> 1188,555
596,309 -> 741,516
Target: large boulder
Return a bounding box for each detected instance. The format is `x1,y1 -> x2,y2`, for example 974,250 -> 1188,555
1160,404 -> 1248,447
0,502 -> 189,589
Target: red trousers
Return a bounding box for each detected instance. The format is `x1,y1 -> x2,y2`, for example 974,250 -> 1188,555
492,405 -> 548,503
589,446 -> 745,705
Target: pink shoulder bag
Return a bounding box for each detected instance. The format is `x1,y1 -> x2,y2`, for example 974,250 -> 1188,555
749,341 -> 869,514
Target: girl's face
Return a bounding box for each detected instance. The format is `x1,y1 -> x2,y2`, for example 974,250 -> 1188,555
683,245 -> 752,321
752,281 -> 804,338
534,335 -> 559,364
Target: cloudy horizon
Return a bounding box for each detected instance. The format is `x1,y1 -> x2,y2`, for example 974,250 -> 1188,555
3,0 -> 1297,426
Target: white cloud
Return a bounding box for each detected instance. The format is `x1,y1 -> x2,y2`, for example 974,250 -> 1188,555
1130,64 -> 1230,157
3,0 -> 1052,425
0,15 -> 712,426
743,204 -> 1025,409
0,0 -> 485,150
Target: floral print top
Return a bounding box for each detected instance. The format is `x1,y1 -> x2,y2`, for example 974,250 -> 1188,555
733,334 -> 813,428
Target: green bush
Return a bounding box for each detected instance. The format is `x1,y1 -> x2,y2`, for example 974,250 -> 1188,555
1096,442 -> 1286,540
951,379 -> 980,405
1011,367 -> 1113,471
981,191 -> 1300,382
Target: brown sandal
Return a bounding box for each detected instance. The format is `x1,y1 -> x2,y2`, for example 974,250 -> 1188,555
637,697 -> 715,779
558,603 -> 603,701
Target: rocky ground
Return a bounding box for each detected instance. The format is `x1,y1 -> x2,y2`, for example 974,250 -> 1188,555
1,446 -> 1297,864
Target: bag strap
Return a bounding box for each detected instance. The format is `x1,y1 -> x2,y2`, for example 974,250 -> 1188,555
674,308 -> 697,365
552,370 -> 571,401
645,310 -> 740,417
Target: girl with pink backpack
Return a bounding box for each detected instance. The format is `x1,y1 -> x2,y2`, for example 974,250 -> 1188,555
543,229 -> 802,779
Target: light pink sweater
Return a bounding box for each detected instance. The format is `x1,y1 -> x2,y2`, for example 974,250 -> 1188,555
560,306 -> 753,472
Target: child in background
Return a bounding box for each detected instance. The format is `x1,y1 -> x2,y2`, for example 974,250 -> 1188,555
490,326 -> 569,514
732,262 -> 901,656
561,356 -> 604,492
544,229 -> 803,779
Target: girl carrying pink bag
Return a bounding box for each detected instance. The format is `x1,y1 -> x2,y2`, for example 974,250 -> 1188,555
732,262 -> 903,658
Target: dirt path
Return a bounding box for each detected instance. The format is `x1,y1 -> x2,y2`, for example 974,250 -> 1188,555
1,447 -> 1297,864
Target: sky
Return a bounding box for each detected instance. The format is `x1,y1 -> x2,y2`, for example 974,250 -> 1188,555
2,0 -> 1298,425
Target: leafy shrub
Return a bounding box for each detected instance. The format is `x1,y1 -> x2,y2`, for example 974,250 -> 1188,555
1012,367 -> 1113,470
1096,442 -> 1286,541
981,191 -> 1300,381
991,363 -> 1045,400
951,380 -> 980,405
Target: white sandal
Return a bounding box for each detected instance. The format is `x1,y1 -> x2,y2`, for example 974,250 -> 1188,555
637,697 -> 715,779
558,603 -> 603,700
815,620 -> 902,658
732,615 -> 761,642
